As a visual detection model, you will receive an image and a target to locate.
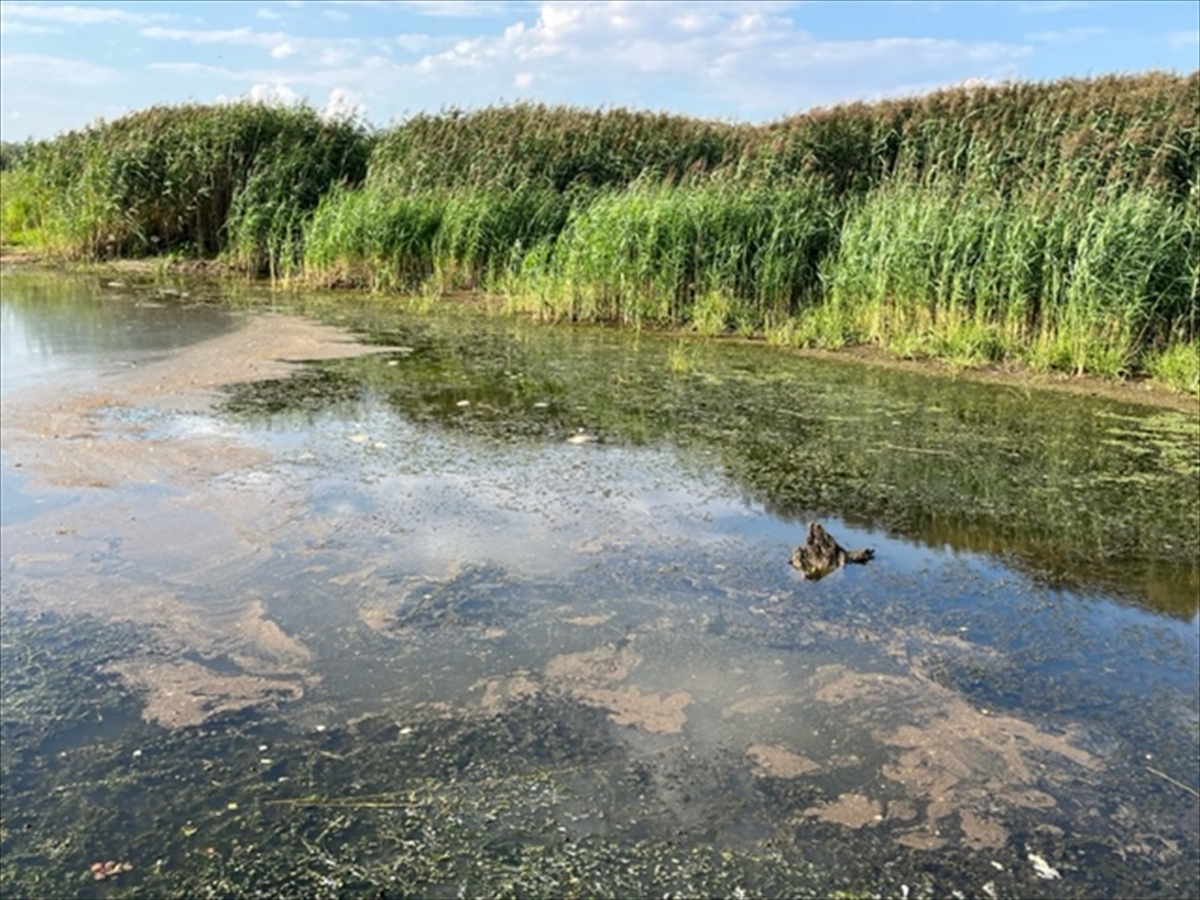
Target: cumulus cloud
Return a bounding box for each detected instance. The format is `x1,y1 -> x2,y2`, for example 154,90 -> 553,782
402,1 -> 1030,118
322,86 -> 367,121
244,81 -> 301,106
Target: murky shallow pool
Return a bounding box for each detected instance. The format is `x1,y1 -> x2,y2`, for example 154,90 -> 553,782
2,270 -> 1197,899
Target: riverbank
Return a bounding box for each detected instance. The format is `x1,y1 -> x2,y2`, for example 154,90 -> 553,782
4,248 -> 1195,415
3,74 -> 1196,393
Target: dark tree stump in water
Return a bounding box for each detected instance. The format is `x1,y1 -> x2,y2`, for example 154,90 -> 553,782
789,522 -> 874,581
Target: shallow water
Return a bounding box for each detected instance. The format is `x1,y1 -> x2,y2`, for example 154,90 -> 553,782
1,270 -> 1197,899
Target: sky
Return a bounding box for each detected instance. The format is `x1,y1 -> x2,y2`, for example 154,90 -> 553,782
0,0 -> 1196,141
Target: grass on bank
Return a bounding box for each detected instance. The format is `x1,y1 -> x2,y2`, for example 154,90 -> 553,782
2,72 -> 1197,392
0,103 -> 370,273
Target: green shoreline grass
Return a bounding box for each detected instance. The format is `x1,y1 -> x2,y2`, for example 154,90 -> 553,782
3,71 -> 1197,392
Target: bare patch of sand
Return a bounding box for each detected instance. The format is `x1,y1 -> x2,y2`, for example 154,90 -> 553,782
802,793 -> 883,828
747,743 -> 820,778
232,599 -> 312,670
544,643 -> 641,684
0,313 -> 388,726
1,313 -> 394,491
960,808 -> 1010,851
575,685 -> 691,734
808,663 -> 1099,851
477,672 -> 541,713
104,657 -> 304,729
543,642 -> 693,733
474,641 -> 694,734
562,613 -> 615,627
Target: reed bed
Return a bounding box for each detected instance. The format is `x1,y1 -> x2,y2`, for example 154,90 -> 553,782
815,183 -> 1196,377
511,180 -> 839,330
302,184 -> 573,291
1,103 -> 370,269
366,104 -> 746,192
3,72 -> 1196,390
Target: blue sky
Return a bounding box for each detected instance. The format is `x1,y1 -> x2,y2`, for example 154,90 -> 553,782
1,1 -> 1196,140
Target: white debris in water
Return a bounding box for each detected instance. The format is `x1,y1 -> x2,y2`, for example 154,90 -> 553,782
1027,851 -> 1061,880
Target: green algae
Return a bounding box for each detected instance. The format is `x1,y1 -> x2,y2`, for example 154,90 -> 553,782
220,294 -> 1199,617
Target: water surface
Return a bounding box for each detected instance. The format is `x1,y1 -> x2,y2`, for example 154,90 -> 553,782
1,270 -> 1197,899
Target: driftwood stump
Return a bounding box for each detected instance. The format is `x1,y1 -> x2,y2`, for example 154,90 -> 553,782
789,522 -> 874,581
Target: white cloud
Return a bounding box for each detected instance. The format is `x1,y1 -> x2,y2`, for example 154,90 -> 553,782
244,81 -> 301,105
1026,26 -> 1106,43
319,46 -> 357,65
0,2 -> 162,25
119,2 -> 1036,124
401,2 -> 1030,118
1167,30 -> 1199,49
0,19 -> 61,34
141,25 -> 290,50
321,86 -> 366,120
1015,1 -> 1099,12
0,52 -> 118,85
398,1 -> 520,17
395,33 -> 433,53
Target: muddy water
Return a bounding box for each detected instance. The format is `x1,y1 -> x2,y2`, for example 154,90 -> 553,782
1,269 -> 1197,899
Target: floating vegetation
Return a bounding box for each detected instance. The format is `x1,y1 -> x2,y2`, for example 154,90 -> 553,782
2,278 -> 1197,899
219,295 -> 1199,617
2,609 -> 1196,899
